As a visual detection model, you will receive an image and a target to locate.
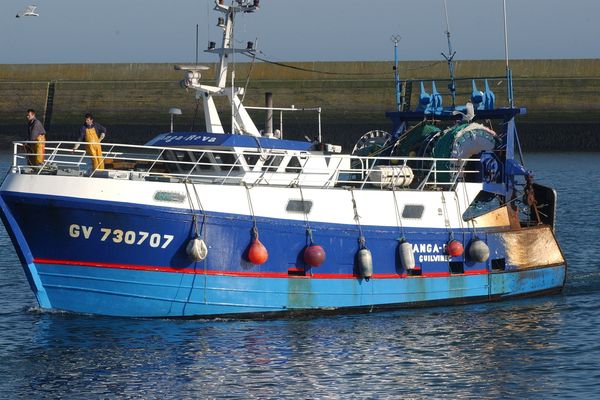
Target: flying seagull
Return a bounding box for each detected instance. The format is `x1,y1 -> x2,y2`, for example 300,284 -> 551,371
16,5 -> 39,18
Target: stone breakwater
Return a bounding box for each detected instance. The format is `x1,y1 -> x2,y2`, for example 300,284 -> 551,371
0,59 -> 598,150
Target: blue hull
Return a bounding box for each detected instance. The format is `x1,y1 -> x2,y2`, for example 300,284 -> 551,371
0,191 -> 567,318
34,261 -> 565,318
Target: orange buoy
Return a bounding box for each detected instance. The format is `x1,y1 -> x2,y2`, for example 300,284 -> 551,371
303,244 -> 326,267
247,238 -> 269,265
446,239 -> 464,257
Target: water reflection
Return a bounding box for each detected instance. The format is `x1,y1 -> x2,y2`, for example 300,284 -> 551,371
0,298 -> 571,398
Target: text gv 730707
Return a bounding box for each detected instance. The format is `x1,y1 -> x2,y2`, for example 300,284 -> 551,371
69,224 -> 174,249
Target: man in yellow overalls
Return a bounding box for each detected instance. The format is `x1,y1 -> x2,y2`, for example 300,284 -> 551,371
74,113 -> 107,171
25,109 -> 46,166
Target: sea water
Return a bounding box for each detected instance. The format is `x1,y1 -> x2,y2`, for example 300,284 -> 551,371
0,152 -> 599,399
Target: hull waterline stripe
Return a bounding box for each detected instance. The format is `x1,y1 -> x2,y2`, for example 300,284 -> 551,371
33,258 -> 489,279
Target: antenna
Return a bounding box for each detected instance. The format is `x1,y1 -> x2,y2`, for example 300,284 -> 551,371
391,35 -> 402,112
195,24 -> 199,66
503,0 -> 514,107
441,0 -> 457,107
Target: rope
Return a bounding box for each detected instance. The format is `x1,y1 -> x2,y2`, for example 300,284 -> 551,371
243,182 -> 259,239
184,180 -> 207,238
183,181 -> 199,237
183,179 -> 208,305
350,189 -> 366,249
453,190 -> 466,231
441,192 -> 453,240
460,181 -> 478,237
191,180 -> 207,235
391,188 -> 406,240
299,185 -> 314,245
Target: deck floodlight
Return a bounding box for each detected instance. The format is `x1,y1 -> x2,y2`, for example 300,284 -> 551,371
208,41 -> 216,50
169,108 -> 182,132
217,17 -> 225,28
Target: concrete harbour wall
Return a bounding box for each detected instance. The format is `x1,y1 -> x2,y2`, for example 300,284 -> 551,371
1,59 -> 599,150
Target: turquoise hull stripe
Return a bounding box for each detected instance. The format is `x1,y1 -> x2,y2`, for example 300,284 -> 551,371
36,262 -> 566,317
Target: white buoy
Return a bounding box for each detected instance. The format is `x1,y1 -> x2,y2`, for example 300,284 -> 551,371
398,240 -> 415,270
186,238 -> 208,261
357,248 -> 373,280
468,239 -> 490,262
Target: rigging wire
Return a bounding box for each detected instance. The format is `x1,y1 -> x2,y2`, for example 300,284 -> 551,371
243,182 -> 260,238
240,38 -> 258,103
183,180 -> 207,238
242,50 -> 444,76
349,188 -> 367,249
441,191 -> 453,239
298,185 -> 314,245
391,187 -> 406,240
460,176 -> 478,238
452,190 -> 466,232
183,180 -> 208,304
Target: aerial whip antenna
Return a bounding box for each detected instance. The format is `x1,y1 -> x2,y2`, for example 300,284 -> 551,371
503,0 -> 514,107
441,0 -> 457,108
195,24 -> 200,66
391,35 -> 402,111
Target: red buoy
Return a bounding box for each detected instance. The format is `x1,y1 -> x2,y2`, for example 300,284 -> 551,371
446,240 -> 464,257
247,238 -> 269,265
303,244 -> 326,267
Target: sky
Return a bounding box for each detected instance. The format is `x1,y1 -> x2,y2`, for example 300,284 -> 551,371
1,0 -> 599,64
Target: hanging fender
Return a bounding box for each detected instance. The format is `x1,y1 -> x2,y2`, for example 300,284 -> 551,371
247,238 -> 269,265
304,244 -> 326,267
398,240 -> 416,270
357,247 -> 373,280
468,238 -> 490,262
446,239 -> 464,257
186,237 -> 208,261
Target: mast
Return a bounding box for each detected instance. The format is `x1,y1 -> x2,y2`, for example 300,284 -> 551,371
441,0 -> 457,108
214,0 -> 236,88
176,0 -> 261,136
391,35 -> 402,112
502,0 -> 514,108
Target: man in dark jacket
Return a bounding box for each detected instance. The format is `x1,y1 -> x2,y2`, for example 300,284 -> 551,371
25,109 -> 46,165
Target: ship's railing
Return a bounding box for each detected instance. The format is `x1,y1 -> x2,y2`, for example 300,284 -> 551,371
11,141 -> 481,191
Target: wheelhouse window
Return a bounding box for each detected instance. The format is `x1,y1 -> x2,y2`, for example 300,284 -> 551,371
286,199 -> 313,214
402,205 -> 424,219
243,152 -> 261,169
213,152 -> 242,172
261,155 -> 284,172
285,156 -> 303,173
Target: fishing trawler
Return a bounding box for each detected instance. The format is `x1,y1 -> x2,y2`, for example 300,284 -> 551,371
0,0 -> 566,317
